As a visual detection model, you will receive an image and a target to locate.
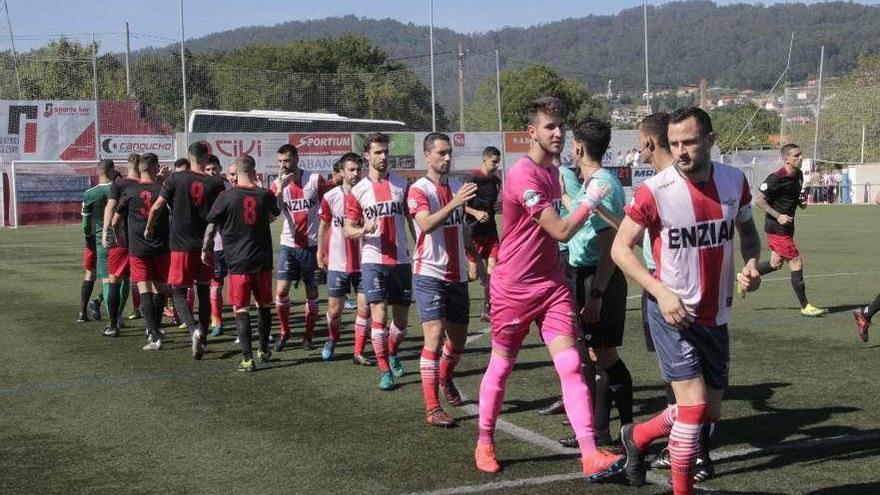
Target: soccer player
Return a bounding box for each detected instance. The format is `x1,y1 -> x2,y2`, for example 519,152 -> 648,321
205,154 -> 230,336
852,191 -> 880,342
146,142 -> 226,360
100,153 -> 140,337
77,226 -> 99,323
752,144 -> 827,317
408,133 -> 478,427
272,144 -> 324,352
559,119 -> 632,448
205,155 -> 280,371
115,153 -> 169,350
611,107 -> 762,493
317,153 -> 374,364
345,133 -> 413,391
81,159 -> 115,331
464,146 -> 502,321
473,97 -> 623,480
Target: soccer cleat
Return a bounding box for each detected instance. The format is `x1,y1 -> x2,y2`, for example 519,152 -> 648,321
620,423 -> 646,486
800,303 -> 828,317
142,338 -> 162,351
178,321 -> 189,330
102,325 -> 119,338
650,447 -> 671,469
321,340 -> 336,361
474,444 -> 501,473
274,333 -> 289,352
693,457 -> 715,482
237,359 -> 256,372
559,434 -> 578,449
192,329 -> 205,360
582,449 -> 625,482
257,349 -> 272,363
537,398 -> 565,416
88,298 -> 102,321
127,310 -> 142,320
853,308 -> 871,342
302,338 -> 314,351
440,378 -> 463,407
352,354 -> 376,366
426,407 -> 456,427
343,298 -> 357,310
378,371 -> 395,391
210,324 -> 223,337
389,355 -> 405,378
75,312 -> 90,323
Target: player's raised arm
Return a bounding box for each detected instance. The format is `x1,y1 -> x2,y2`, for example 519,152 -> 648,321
536,178 -> 611,242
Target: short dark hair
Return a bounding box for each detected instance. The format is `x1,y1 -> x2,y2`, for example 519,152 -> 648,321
139,153 -> 159,171
173,158 -> 190,170
206,154 -> 221,167
571,119 -> 611,163
234,154 -> 256,176
482,146 -> 501,158
363,132 -> 390,153
187,141 -> 210,165
639,112 -> 671,151
423,132 -> 450,153
277,144 -> 299,158
127,153 -> 141,165
670,107 -> 713,137
527,96 -> 567,125
334,152 -> 363,173
781,143 -> 800,156
99,159 -> 116,177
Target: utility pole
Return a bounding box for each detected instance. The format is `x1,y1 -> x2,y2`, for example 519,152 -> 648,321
457,40 -> 465,132
124,21 -> 132,97
812,45 -> 824,170
179,0 -> 188,137
428,0 -> 436,132
91,33 -> 101,159
643,1 -> 651,114
4,0 -> 21,98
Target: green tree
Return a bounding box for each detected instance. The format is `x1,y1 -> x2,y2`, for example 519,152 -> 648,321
710,102 -> 780,153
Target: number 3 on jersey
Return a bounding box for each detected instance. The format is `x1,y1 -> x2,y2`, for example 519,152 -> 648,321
243,196 -> 257,225
139,190 -> 153,218
190,181 -> 205,207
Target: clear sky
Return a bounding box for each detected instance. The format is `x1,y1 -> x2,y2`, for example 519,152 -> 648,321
4,0 -> 878,52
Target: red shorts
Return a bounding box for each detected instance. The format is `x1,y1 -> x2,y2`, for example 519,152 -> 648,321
767,233 -> 800,259
108,246 -> 130,278
228,271 -> 273,309
130,254 -> 170,283
168,250 -> 213,286
489,281 -> 575,354
468,233 -> 500,262
82,247 -> 97,271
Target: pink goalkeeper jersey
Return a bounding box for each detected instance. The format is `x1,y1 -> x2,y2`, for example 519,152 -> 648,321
491,156 -> 566,291
407,176 -> 468,283
271,169 -> 322,249
625,162 -> 752,326
345,173 -> 411,266
320,186 -> 361,273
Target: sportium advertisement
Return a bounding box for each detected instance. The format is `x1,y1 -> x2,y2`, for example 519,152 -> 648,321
0,100 -> 98,161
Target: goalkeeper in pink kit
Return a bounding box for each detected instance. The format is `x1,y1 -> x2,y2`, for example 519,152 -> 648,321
473,96 -> 624,481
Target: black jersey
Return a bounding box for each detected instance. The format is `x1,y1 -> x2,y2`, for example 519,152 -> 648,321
118,182 -> 169,257
108,177 -> 138,248
760,167 -> 804,235
465,169 -> 502,236
160,171 -> 225,251
207,186 -> 280,273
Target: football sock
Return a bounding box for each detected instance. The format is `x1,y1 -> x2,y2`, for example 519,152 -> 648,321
304,298 -> 318,341
420,349 -> 440,411
606,358 -> 634,426
118,279 -> 130,324
235,312 -> 253,359
102,281 -> 110,313
172,286 -> 198,331
80,280 -> 95,314
353,313 -> 369,356
106,282 -> 121,329
152,294 -> 163,329
275,296 -> 290,337
209,280 -> 223,326
757,260 -> 778,275
790,270 -> 809,308
141,292 -> 158,340
389,322 -> 406,355
592,367 -> 611,437
326,313 -> 341,341
257,307 -> 272,353
186,286 -> 195,312
370,321 -> 390,371
439,341 -> 463,381
131,284 -> 140,311
865,293 -> 880,321
196,283 -> 211,333
670,403 -> 706,495
553,347 -> 597,455
478,352 -> 514,445
633,405 -> 677,451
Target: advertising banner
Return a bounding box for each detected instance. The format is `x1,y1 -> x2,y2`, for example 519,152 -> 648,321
631,167 -> 656,191
289,133 -> 353,171
100,134 -> 174,160
414,132 -> 503,173
352,132 -> 415,171
178,133 -> 290,173
0,100 -> 97,162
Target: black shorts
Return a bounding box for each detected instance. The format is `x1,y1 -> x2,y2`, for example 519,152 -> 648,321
574,265 -> 627,348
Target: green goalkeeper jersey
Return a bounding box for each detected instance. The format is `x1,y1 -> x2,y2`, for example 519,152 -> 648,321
81,182 -> 111,237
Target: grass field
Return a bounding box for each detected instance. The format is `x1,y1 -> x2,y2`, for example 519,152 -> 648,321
1,206 -> 878,495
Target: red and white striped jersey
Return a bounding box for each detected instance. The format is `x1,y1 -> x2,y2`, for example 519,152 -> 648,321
320,185 -> 361,273
345,173 -> 411,266
625,162 -> 752,326
407,176 -> 468,282
271,170 -> 322,249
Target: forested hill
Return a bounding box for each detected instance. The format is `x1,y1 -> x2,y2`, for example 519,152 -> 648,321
179,1 -> 880,91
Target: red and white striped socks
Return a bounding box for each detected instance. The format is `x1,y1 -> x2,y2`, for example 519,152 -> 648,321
388,322 -> 406,355
669,403 -> 706,495
326,313 -> 341,342
439,341 -> 463,382
420,349 -> 440,411
371,321 -> 390,371
275,295 -> 290,337
304,298 -> 319,341
353,313 -> 369,356
633,404 -> 678,450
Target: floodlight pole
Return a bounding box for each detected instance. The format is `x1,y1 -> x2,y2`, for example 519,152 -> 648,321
643,1 -> 651,114
495,48 -> 502,132
179,0 -> 188,139
812,45 -> 824,170
457,40 -> 465,132
4,0 -> 21,99
92,33 -> 102,160
429,0 -> 436,131
124,21 -> 132,96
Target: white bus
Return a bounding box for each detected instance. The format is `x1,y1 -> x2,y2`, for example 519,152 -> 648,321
187,110 -> 407,133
